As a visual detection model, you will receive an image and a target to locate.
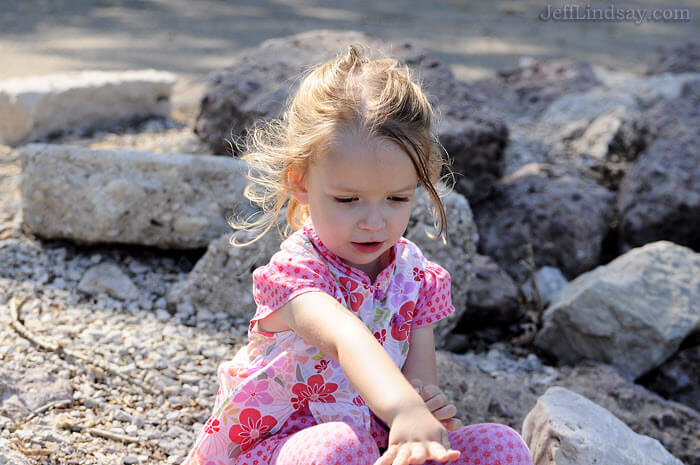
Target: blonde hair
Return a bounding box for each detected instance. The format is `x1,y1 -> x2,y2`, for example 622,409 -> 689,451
229,44 -> 454,246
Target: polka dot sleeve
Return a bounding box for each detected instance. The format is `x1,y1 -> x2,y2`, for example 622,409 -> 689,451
251,251 -> 340,327
412,261 -> 455,328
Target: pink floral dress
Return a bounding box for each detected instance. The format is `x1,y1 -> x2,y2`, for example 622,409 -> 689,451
183,220 -> 455,465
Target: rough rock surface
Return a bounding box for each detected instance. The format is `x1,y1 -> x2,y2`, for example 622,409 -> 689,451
522,387 -> 683,465
477,58 -> 601,115
0,70 -> 175,146
473,163 -> 615,283
20,144 -> 251,249
641,345 -> 700,412
520,266 -> 567,307
77,263 -> 140,301
617,137 -> 700,252
405,187 -> 478,346
647,41 -> 700,75
535,241 -> 700,380
459,254 -> 521,329
616,95 -> 700,252
166,226 -> 284,325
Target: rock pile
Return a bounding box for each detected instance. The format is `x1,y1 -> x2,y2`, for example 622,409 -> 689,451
1,33 -> 698,465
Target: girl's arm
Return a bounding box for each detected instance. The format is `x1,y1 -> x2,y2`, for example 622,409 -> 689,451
402,325 -> 463,431
269,291 -> 460,464
401,325 -> 438,385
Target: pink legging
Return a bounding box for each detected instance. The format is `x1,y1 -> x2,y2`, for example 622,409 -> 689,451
236,406 -> 532,465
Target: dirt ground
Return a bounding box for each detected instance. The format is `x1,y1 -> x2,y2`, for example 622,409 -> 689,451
1,0 -> 698,111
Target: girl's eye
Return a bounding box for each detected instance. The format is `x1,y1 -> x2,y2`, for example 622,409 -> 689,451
389,197 -> 410,202
334,197 -> 357,203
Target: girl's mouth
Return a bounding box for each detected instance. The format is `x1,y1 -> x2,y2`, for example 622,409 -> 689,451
351,241 -> 383,253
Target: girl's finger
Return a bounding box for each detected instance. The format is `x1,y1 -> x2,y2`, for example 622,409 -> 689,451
374,444 -> 398,465
425,393 -> 449,412
408,443 -> 428,464
392,445 -> 412,465
432,403 -> 457,420
441,417 -> 464,431
426,441 -> 460,463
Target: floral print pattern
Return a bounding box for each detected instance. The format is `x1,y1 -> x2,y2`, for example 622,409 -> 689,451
183,219 -> 454,465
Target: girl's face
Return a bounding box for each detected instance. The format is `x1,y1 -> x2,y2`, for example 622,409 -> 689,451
290,131 -> 419,280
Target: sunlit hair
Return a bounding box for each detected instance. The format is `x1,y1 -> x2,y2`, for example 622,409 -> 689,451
229,44 -> 454,246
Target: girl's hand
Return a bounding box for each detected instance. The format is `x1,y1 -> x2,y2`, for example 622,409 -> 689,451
410,378 -> 463,432
374,404 -> 461,465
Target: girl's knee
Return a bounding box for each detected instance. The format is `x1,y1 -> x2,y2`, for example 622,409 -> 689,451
449,423 -> 533,465
274,422 -> 380,465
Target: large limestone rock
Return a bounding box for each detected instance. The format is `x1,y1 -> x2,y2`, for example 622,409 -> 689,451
535,241 -> 700,379
522,387 -> 683,465
0,70 -> 175,146
20,144 -> 251,248
473,163 -> 615,283
194,30 -> 507,205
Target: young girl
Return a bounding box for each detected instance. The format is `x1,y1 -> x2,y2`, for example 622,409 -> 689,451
183,45 -> 533,465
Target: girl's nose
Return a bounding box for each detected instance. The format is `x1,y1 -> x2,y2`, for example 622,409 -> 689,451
359,206 -> 385,231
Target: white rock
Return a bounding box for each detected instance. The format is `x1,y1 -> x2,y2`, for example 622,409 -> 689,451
521,266 -> 568,306
522,387 -> 683,465
0,70 -> 175,146
78,263 -> 139,301
20,144 -> 252,248
535,241 -> 700,379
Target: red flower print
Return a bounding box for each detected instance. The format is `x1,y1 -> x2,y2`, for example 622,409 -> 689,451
228,408 -> 277,451
314,359 -> 330,373
339,277 -> 365,312
203,418 -> 220,434
373,329 -> 386,345
291,374 -> 338,409
390,301 -> 414,341
412,267 -> 425,282
352,395 -> 365,406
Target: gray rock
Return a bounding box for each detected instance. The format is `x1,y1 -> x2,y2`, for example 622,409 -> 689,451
521,266 -> 567,307
535,241 -> 700,379
405,186 -> 477,346
438,115 -> 508,205
0,70 -> 175,146
461,254 -> 521,329
540,88 -> 637,131
473,163 -> 615,282
616,95 -> 699,251
78,263 -> 139,301
522,387 -> 683,465
641,345 -> 700,412
489,58 -> 601,115
166,224 -> 284,323
520,266 -> 568,306
20,144 -> 251,248
647,41 -> 700,75
0,367 -> 73,421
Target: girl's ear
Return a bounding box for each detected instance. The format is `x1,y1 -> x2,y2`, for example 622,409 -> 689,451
288,165 -> 309,205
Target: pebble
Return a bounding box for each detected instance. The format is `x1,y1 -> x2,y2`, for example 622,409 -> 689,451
123,455 -> 139,464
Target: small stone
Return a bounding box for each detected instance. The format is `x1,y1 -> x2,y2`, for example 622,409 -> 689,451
123,455 -> 139,465
155,309 -> 170,321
